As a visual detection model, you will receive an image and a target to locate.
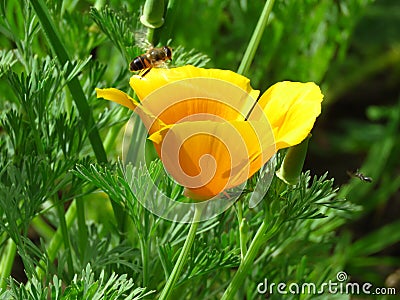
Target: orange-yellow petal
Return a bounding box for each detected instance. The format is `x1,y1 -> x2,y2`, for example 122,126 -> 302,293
130,66 -> 260,124
96,87 -> 166,135
130,65 -> 259,101
95,88 -> 139,111
148,120 -> 275,198
257,81 -> 323,150
143,97 -> 248,125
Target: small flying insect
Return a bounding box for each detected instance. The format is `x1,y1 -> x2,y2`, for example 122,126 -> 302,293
129,46 -> 172,78
347,169 -> 373,183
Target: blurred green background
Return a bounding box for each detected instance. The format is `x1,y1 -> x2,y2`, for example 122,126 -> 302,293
1,0 -> 400,298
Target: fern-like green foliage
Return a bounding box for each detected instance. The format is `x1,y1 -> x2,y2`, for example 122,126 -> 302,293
1,0 -> 399,299
90,6 -> 140,64
0,264 -> 154,300
73,155 -> 348,298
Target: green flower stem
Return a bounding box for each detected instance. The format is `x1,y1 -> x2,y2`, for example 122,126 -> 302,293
31,215 -> 55,241
140,0 -> 165,45
139,237 -> 150,287
237,0 -> 275,76
236,200 -> 247,260
125,115 -> 148,164
158,203 -> 205,300
76,197 -> 88,263
0,238 -> 17,292
103,108 -> 125,153
146,28 -> 155,45
140,210 -> 151,287
221,218 -> 278,300
157,0 -> 181,45
36,200 -> 77,279
55,199 -> 74,275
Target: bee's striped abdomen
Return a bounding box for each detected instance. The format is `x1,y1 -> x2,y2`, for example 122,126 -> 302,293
129,55 -> 151,71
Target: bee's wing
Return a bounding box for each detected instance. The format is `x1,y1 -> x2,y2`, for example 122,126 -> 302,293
153,61 -> 170,69
134,30 -> 153,51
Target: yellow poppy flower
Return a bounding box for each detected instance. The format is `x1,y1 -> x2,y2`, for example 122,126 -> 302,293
96,65 -> 323,199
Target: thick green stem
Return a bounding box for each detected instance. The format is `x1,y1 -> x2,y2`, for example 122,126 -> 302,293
237,0 -> 275,76
0,238 -> 17,292
140,0 -> 165,45
158,204 -> 205,300
103,109 -> 126,154
140,238 -> 150,287
221,219 -> 274,300
147,28 -> 155,45
157,0 -> 181,45
31,215 -> 55,241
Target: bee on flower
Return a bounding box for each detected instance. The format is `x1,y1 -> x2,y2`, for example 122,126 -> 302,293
129,46 -> 172,77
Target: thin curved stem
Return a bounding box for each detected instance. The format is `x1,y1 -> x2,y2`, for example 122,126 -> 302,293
221,216 -> 281,299
221,220 -> 268,300
0,238 -> 17,292
158,203 -> 205,300
236,200 -> 247,260
237,0 -> 275,76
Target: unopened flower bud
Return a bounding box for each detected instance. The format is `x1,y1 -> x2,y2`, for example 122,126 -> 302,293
140,0 -> 165,29
276,134 -> 311,185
